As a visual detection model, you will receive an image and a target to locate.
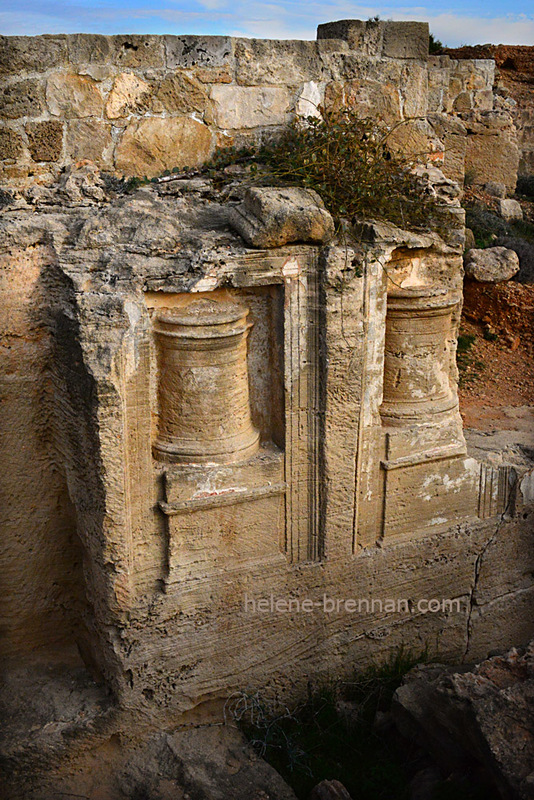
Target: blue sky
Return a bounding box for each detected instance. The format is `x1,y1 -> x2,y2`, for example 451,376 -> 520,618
1,0 -> 533,46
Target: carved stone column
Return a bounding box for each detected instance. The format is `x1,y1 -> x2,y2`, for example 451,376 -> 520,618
380,287 -> 458,427
154,298 -> 259,464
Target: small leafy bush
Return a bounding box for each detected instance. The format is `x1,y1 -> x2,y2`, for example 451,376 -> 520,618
255,110 -> 439,229
457,332 -> 485,386
465,203 -> 510,247
205,109 -> 441,232
429,33 -> 445,54
228,647 -> 428,800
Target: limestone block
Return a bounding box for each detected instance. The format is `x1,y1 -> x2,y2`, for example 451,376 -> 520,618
105,72 -> 151,119
343,79 -> 401,125
227,187 -> 335,248
115,117 -> 213,177
0,34 -> 67,76
464,111 -> 519,194
234,38 -> 319,85
151,73 -> 212,121
25,121 -> 63,162
66,119 -> 112,165
382,21 -> 429,60
427,113 -> 467,186
165,35 -> 233,70
392,643 -> 534,799
0,79 -> 46,119
473,89 -> 493,111
66,33 -> 113,64
452,91 -> 472,112
295,81 -> 324,119
0,127 -> 24,160
458,58 -> 495,91
164,726 -> 298,800
464,247 -> 520,282
400,61 -> 428,117
317,19 -> 383,56
386,119 -> 436,161
210,85 -> 291,129
111,35 -> 164,69
46,73 -> 103,118
499,198 -> 523,221
194,66 -> 233,84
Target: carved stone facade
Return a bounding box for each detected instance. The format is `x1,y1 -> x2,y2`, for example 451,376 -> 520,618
0,21 -> 532,798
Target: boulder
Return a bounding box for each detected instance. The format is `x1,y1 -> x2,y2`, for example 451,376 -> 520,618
484,180 -> 507,198
464,247 -> 519,282
392,641 -> 534,800
499,198 -> 523,221
309,779 -> 353,800
162,725 -> 298,800
227,187 -> 335,248
464,227 -> 476,250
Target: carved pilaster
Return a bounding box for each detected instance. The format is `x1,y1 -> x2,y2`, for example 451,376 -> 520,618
154,298 -> 259,464
380,287 -> 458,427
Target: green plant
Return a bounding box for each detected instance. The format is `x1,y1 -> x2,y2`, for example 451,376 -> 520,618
228,646 -> 429,800
252,110 -> 439,230
429,33 -> 445,54
457,333 -> 476,353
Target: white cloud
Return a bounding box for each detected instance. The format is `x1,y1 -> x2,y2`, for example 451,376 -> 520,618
1,1 -> 532,46
421,13 -> 534,46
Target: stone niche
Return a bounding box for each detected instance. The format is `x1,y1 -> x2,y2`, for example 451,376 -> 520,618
148,285 -> 294,586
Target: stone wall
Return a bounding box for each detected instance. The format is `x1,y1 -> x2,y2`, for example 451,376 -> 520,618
444,44 -> 534,178
0,20 -> 517,192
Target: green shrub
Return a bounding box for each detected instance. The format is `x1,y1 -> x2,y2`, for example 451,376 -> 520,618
205,109 -> 441,232
257,110 -> 439,229
429,33 -> 445,54
227,646 -> 428,800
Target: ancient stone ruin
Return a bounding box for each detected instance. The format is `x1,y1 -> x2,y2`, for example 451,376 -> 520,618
0,18 -> 533,799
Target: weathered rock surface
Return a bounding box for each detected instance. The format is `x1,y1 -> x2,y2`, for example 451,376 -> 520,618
115,116 -> 213,177
105,71 -> 151,119
46,73 -> 103,118
484,180 -> 507,198
227,186 -> 335,247
1,659 -> 297,800
162,725 -> 298,800
464,246 -> 520,282
210,84 -> 291,128
463,110 -> 520,194
392,641 -> 534,800
309,778 -> 354,799
499,198 -> 523,222
25,120 -> 63,162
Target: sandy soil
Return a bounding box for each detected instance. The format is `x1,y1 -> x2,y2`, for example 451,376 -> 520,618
458,318 -> 534,431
